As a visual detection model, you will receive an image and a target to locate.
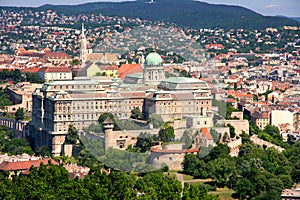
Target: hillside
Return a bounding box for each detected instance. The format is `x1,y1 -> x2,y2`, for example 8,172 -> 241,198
292,17 -> 300,22
2,0 -> 300,29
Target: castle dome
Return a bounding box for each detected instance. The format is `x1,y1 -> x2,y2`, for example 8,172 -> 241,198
145,52 -> 162,66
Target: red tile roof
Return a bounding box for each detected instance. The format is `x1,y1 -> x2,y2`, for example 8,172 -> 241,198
44,52 -> 71,59
0,158 -> 58,171
118,64 -> 142,79
21,67 -> 40,73
205,43 -> 225,50
201,127 -> 213,140
38,67 -> 72,73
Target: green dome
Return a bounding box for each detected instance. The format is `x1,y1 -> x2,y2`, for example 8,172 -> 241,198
145,52 -> 162,65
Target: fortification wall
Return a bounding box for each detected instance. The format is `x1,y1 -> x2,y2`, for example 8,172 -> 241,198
217,120 -> 249,135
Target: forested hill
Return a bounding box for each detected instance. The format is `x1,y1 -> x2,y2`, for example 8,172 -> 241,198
11,0 -> 300,29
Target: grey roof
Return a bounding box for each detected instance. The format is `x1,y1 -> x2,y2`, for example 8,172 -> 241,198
103,116 -> 114,125
45,79 -> 99,85
125,73 -> 143,79
161,77 -> 205,84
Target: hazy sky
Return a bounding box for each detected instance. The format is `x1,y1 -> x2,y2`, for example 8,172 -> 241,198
1,0 -> 299,17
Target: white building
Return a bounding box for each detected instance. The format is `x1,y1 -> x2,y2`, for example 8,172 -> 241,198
271,110 -> 294,127
37,67 -> 72,82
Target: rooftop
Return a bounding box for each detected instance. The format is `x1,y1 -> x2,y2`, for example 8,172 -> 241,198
146,52 -> 162,66
161,77 -> 205,84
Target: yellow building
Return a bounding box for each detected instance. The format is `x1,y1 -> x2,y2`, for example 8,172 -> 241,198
85,62 -> 118,77
251,110 -> 270,130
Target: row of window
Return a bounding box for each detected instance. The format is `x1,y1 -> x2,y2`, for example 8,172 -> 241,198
158,101 -> 210,106
52,84 -> 96,90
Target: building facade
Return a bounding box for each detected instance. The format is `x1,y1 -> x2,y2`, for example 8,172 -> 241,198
30,78 -> 145,156
37,67 -> 73,82
143,89 -> 212,121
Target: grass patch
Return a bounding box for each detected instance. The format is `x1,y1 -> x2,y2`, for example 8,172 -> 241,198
209,187 -> 236,200
163,172 -> 177,178
182,174 -> 194,181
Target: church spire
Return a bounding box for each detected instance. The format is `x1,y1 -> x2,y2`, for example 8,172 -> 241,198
80,23 -> 88,65
81,23 -> 85,36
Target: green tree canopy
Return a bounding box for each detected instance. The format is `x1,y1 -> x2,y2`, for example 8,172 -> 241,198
148,114 -> 164,128
158,122 -> 175,142
130,107 -> 143,120
65,125 -> 79,145
15,108 -> 25,121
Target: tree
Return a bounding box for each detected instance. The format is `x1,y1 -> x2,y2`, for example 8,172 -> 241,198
148,114 -> 164,128
225,103 -> 238,119
180,130 -> 193,149
183,183 -> 218,200
241,131 -> 251,144
2,138 -> 34,155
70,59 -> 79,66
36,145 -> 51,157
0,89 -> 12,109
25,73 -> 43,83
65,125 -> 79,145
203,143 -> 230,162
234,83 -> 237,90
135,132 -> 158,152
130,107 -> 143,120
15,108 -> 25,121
235,178 -> 256,199
210,157 -> 237,187
265,178 -> 284,199
253,94 -> 258,101
182,154 -> 200,176
158,122 -> 175,142
227,124 -> 236,138
292,160 -> 300,183
135,172 -> 182,199
263,125 -> 281,141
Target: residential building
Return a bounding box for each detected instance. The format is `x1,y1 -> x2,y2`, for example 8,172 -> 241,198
281,185 -> 300,200
251,110 -> 270,130
271,110 -> 294,127
0,154 -> 58,176
37,67 -> 72,82
43,52 -> 72,65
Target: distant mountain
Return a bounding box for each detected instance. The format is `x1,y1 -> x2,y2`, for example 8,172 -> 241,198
3,0 -> 300,29
276,15 -> 300,22
292,17 -> 300,22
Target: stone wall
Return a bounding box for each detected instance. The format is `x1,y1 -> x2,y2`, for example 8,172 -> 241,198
230,111 -> 244,120
149,151 -> 186,171
227,137 -> 242,157
149,144 -> 198,171
63,144 -> 73,157
0,117 -> 29,138
250,135 -> 284,152
217,119 -> 249,135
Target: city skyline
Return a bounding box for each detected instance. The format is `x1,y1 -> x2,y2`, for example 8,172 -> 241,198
1,0 -> 299,17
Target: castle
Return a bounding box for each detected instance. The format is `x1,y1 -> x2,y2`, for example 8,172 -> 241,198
29,24 -> 213,156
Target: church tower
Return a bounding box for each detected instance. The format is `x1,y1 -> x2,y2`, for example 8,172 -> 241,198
143,51 -> 165,85
102,116 -> 115,151
80,23 -> 88,64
